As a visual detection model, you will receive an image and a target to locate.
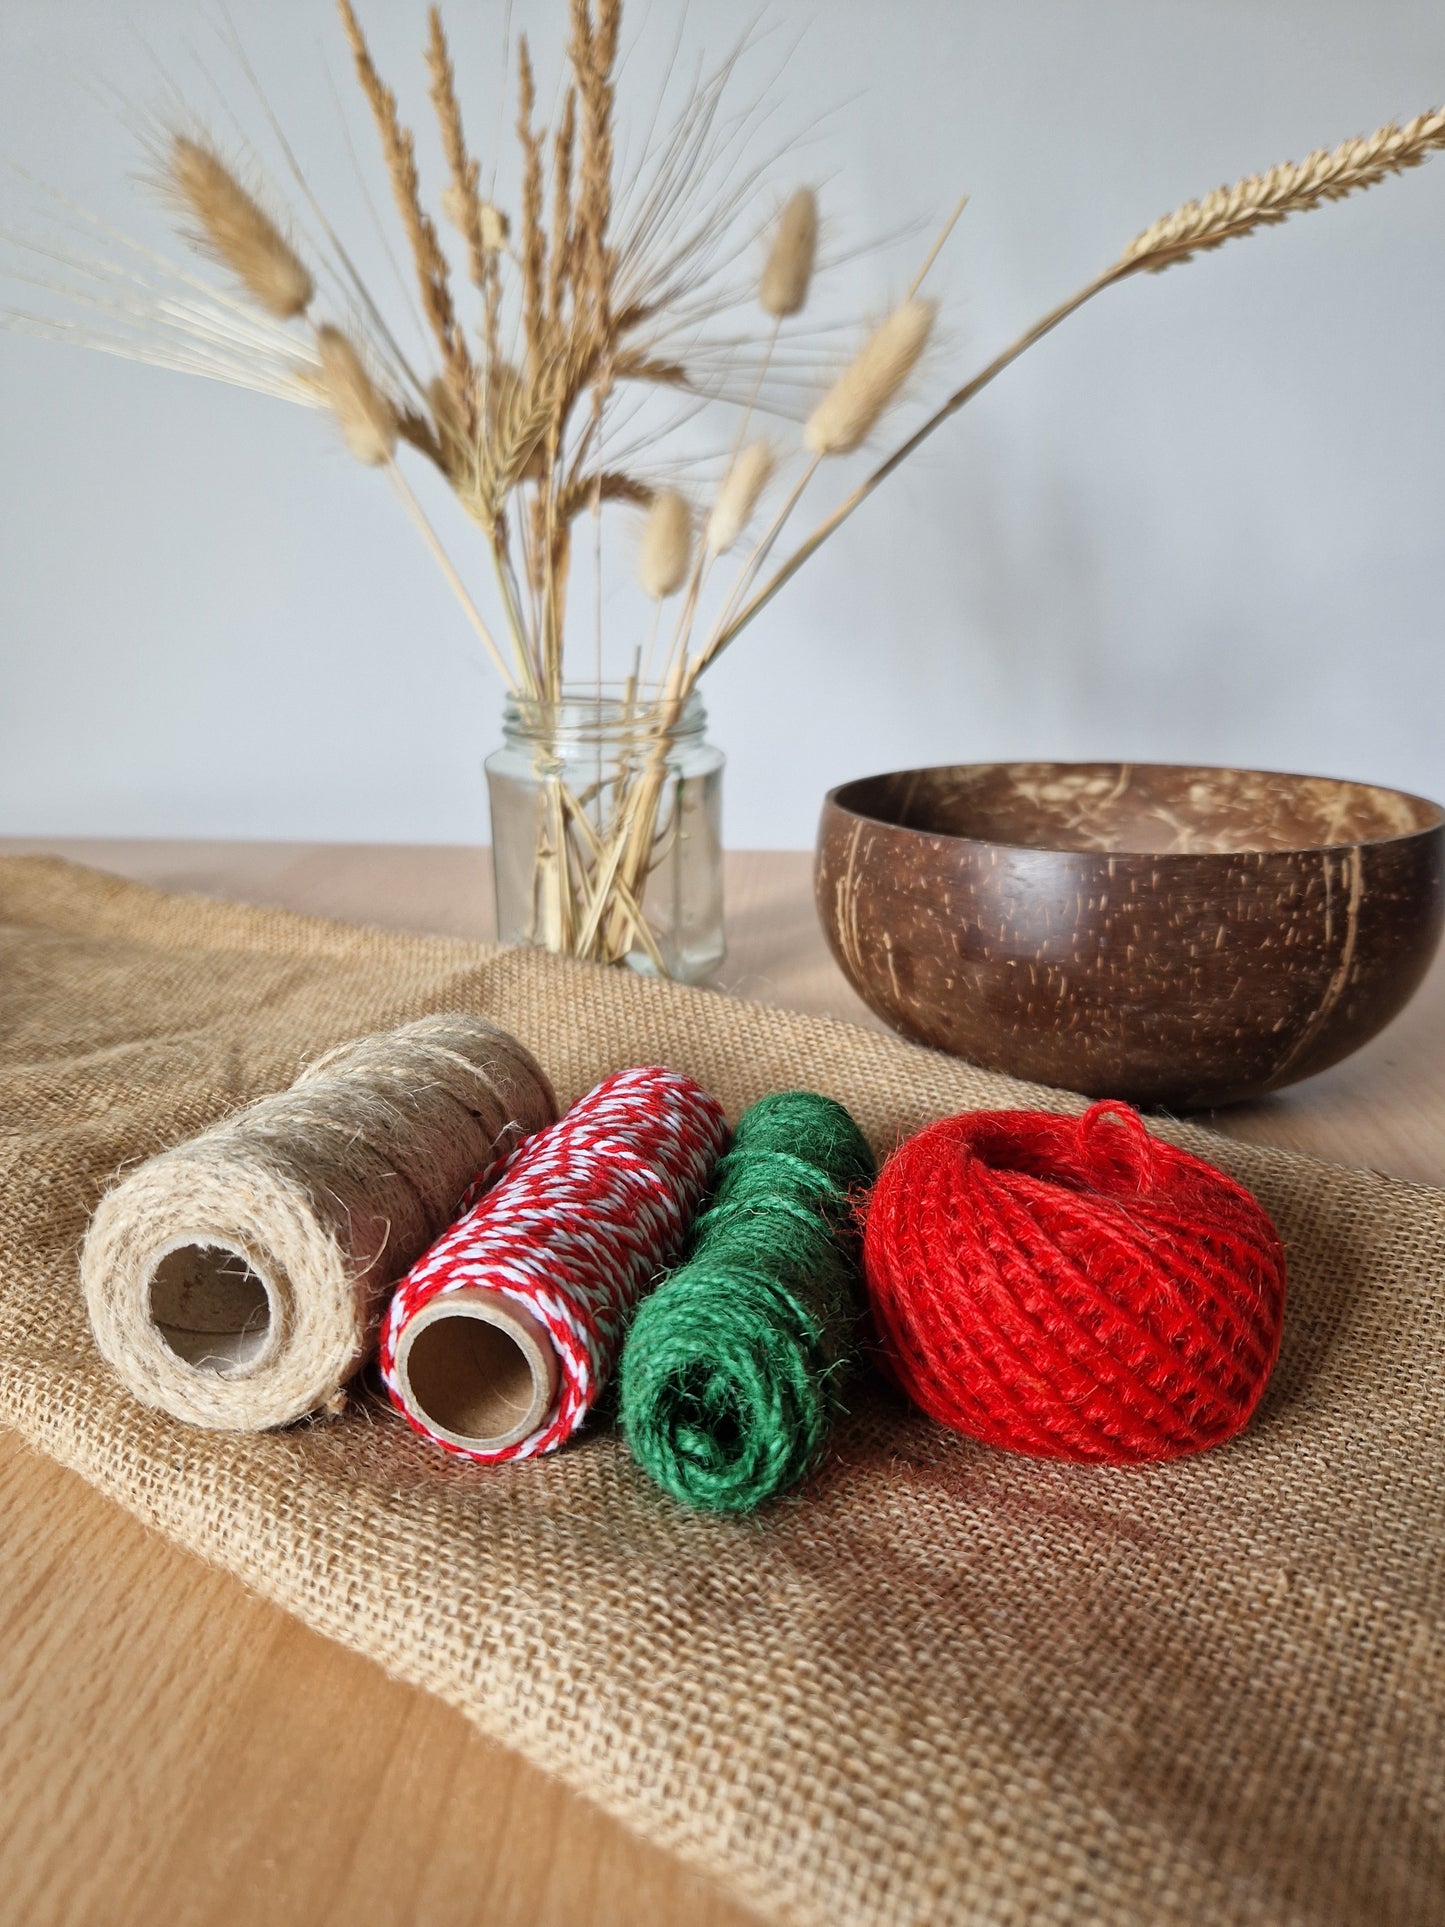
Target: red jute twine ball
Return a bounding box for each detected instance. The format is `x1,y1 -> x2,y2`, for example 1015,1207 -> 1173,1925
862,1101 -> 1286,1464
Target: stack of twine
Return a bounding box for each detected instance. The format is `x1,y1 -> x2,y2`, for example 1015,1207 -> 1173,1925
79,1012 -> 1288,1504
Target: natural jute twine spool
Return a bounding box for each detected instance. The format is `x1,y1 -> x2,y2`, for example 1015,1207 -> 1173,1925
80,1013 -> 557,1430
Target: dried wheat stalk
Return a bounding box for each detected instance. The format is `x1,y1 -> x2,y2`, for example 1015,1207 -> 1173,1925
426,5 -> 488,292
515,38 -> 549,381
1119,108 -> 1445,271
338,0 -> 472,414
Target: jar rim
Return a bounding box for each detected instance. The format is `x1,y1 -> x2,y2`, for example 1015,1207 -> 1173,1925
501,683 -> 706,746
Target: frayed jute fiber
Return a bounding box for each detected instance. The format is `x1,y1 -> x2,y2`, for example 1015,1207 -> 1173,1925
1,856 -> 1443,1927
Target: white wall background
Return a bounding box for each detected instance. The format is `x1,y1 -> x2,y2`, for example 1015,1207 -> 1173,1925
2,0 -> 1443,848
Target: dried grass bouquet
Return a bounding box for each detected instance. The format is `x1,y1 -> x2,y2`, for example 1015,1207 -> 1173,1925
6,0 -> 1445,973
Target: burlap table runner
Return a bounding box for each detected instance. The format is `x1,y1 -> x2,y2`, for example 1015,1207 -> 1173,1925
2,855 -> 1441,1926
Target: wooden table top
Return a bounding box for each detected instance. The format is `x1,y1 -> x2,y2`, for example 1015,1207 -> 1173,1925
3,837 -> 1443,1926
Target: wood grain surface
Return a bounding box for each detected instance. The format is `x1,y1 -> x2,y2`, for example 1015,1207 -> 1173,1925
2,838 -> 1443,1927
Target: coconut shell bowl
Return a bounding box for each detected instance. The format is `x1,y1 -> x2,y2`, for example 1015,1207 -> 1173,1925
814,762 -> 1445,1110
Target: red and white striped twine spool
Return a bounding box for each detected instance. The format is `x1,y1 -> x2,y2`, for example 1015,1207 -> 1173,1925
379,1066 -> 728,1462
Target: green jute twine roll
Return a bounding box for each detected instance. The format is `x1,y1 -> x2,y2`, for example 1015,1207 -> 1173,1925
620,1090 -> 876,1514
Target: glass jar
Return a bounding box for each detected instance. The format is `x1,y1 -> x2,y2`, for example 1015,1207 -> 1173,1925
485,687 -> 725,984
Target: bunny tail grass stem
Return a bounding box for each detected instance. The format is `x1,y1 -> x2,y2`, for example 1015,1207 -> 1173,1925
695,453 -> 822,677
492,545 -> 542,694
731,312 -> 781,451
384,460 -> 520,691
907,193 -> 968,299
561,789 -> 665,972
569,742 -> 661,963
663,552 -> 709,688
578,756 -> 672,962
638,598 -> 664,694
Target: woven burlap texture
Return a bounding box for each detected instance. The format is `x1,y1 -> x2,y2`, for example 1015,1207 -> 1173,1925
1,855 -> 1441,1927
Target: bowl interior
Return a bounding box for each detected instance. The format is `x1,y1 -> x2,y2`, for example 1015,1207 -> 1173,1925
833,762 -> 1444,857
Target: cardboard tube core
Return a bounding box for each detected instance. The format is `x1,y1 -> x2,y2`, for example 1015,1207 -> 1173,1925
149,1242 -> 274,1375
394,1290 -> 561,1454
